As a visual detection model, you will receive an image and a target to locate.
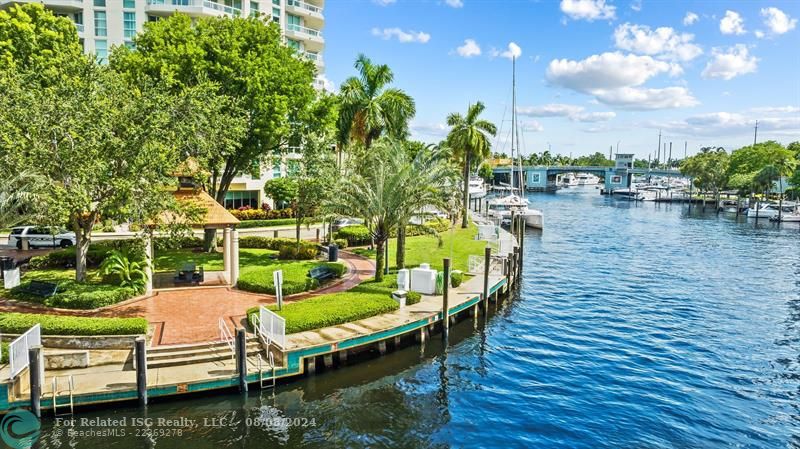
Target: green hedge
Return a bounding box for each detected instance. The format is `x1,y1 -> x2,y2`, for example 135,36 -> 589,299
27,239 -> 145,270
450,270 -> 464,288
0,313 -> 147,336
278,242 -> 318,260
332,238 -> 348,249
237,219 -> 298,229
237,262 -> 345,296
335,226 -> 371,246
1,341 -> 8,364
7,281 -> 137,310
238,236 -> 297,250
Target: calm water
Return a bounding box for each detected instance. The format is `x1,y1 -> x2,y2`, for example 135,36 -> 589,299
37,188 -> 800,448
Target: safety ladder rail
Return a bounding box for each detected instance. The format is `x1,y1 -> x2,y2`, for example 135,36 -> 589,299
256,352 -> 276,389
52,375 -> 74,416
218,318 -> 235,360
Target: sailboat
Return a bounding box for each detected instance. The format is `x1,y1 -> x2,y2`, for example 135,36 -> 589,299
487,56 -> 544,229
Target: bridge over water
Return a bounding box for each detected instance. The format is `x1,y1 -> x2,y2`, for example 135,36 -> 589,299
492,154 -> 685,193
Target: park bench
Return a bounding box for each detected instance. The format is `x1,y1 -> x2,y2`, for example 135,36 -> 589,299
308,266 -> 336,282
18,280 -> 59,297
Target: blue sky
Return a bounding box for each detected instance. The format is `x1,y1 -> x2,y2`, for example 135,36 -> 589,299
321,0 -> 800,160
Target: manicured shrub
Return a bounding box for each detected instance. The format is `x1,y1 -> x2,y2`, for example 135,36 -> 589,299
406,291 -> 422,306
277,242 -> 318,260
0,341 -> 8,364
238,236 -> 296,250
237,219 -> 298,229
333,238 -> 348,249
27,239 -> 145,270
230,208 -> 295,221
8,280 -> 137,310
0,313 -> 148,336
335,225 -> 371,246
238,274 -> 317,296
318,262 -> 347,278
450,270 -> 464,288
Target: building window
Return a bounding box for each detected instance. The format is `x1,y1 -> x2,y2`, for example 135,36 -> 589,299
94,0 -> 105,6
287,38 -> 300,50
271,7 -> 280,23
611,176 -> 621,184
74,12 -> 83,26
287,14 -> 300,30
250,1 -> 259,16
531,173 -> 541,183
123,0 -> 135,7
224,191 -> 259,210
272,0 -> 280,4
94,11 -> 107,37
272,162 -> 281,178
124,12 -> 136,40
95,40 -> 108,63
287,160 -> 300,177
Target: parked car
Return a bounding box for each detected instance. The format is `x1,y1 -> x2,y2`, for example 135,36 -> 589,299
331,217 -> 364,232
8,226 -> 76,249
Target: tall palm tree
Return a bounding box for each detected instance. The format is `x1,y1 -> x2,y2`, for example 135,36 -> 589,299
446,102 -> 497,228
337,54 -> 416,151
0,171 -> 44,228
330,140 -> 456,281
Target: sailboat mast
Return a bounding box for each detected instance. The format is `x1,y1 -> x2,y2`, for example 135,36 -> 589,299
511,56 -> 516,192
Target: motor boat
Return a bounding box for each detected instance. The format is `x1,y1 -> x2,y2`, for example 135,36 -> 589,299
561,173 -> 578,187
611,188 -> 645,201
468,177 -> 487,199
746,203 -> 781,219
576,173 -> 599,185
487,195 -> 544,229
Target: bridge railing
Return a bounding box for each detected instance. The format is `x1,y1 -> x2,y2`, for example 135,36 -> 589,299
9,324 -> 41,380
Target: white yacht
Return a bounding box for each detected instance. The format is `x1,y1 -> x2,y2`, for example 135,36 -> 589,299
468,177 -> 487,199
488,195 -> 544,229
611,188 -> 645,201
576,173 -> 599,185
561,173 -> 578,187
746,203 -> 781,219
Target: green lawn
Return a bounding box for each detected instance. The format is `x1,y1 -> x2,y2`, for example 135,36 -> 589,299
153,248 -> 279,271
0,268 -> 135,309
352,224 -> 486,272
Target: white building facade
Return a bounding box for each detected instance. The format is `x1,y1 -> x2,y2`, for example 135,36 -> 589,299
1,0 -> 326,210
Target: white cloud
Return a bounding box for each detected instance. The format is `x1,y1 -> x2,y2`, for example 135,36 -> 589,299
683,12 -> 699,26
411,122 -> 448,138
524,120 -> 545,132
560,0 -> 616,21
750,106 -> 800,114
455,39 -> 481,57
371,27 -> 431,43
591,86 -> 697,110
614,23 -> 702,62
372,0 -> 396,5
755,30 -> 766,39
701,44 -> 758,80
720,10 -> 746,35
761,7 -> 797,35
445,0 -> 464,7
630,0 -> 642,12
517,103 -> 616,122
654,112 -> 800,137
547,52 -> 680,91
498,42 -> 522,59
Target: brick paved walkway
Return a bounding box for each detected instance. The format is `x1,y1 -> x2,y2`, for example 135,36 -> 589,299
0,251 -> 376,346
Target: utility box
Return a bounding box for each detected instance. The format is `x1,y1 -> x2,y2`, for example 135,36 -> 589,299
410,265 -> 437,295
397,269 -> 410,291
391,290 -> 407,309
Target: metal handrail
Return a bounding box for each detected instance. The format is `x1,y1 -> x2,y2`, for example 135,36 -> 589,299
218,318 -> 235,359
286,23 -> 322,37
52,375 -> 74,416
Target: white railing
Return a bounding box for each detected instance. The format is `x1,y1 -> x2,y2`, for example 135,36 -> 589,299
9,324 -> 41,380
287,0 -> 321,14
259,306 -> 286,349
203,0 -> 241,15
146,0 -> 241,15
218,318 -> 234,358
286,23 -> 322,38
467,255 -> 485,275
74,23 -> 84,33
477,224 -> 499,241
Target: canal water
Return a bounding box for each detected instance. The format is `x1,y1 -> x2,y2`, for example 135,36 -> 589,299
36,187 -> 800,448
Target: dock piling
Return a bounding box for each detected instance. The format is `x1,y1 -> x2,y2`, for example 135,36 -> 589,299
483,246 -> 491,313
442,258 -> 451,340
323,354 -> 333,369
29,345 -> 42,418
235,329 -> 248,393
135,337 -> 147,406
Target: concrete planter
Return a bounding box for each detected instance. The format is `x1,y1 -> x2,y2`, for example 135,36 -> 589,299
1,334 -> 142,350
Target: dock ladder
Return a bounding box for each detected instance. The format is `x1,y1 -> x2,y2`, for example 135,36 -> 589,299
52,375 -> 74,416
256,352 -> 276,390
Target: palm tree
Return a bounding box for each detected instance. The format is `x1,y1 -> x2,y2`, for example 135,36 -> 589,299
446,102 -> 497,228
0,171 -> 44,228
337,54 -> 416,151
769,148 -> 799,220
330,140 -> 455,281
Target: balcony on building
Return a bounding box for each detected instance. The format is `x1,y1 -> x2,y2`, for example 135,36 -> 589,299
285,0 -> 323,28
0,0 -> 84,11
285,23 -> 323,51
303,50 -> 324,68
145,0 -> 242,18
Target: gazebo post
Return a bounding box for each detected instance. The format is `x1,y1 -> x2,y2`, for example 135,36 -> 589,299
231,228 -> 240,287
223,226 -> 232,283
144,233 -> 153,295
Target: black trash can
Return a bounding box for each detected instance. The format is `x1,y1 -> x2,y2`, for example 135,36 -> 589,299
328,244 -> 339,262
0,256 -> 13,280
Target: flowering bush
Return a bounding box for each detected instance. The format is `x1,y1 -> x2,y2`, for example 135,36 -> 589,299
230,207 -> 295,220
